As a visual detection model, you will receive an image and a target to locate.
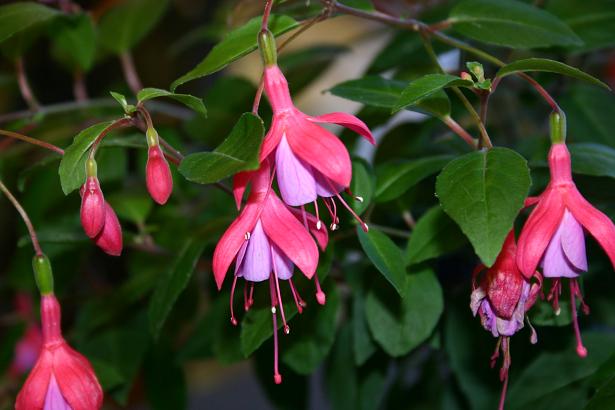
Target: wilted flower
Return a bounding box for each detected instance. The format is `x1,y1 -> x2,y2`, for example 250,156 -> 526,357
16,294 -> 102,410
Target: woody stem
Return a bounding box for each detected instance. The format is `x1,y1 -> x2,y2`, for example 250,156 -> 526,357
0,180 -> 43,256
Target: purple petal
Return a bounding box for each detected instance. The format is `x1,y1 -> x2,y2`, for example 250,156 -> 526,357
44,375 -> 72,410
470,287 -> 486,316
560,209 -> 588,271
271,244 -> 294,280
542,214 -> 584,278
479,300 -> 498,337
236,220 -> 272,282
314,169 -> 344,198
275,135 -> 317,206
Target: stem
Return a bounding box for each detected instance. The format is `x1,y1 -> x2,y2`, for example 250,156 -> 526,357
73,70 -> 89,102
89,117 -> 133,159
261,0 -> 274,31
252,77 -> 265,115
442,116 -> 477,147
0,130 -> 64,155
15,58 -> 40,112
120,52 -> 143,95
0,180 -> 43,256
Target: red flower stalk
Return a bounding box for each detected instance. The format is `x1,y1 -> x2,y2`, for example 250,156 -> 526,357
145,143 -> 173,205
516,141 -> 615,357
214,160 -> 327,384
471,232 -> 542,410
16,294 -> 102,410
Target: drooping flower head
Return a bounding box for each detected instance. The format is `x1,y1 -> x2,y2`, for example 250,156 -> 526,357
516,113 -> 615,358
258,29 -> 374,231
145,127 -> 173,205
471,232 -> 542,410
16,294 -> 103,410
213,160 -> 327,384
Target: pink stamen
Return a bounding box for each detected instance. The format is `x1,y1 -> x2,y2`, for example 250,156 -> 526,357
571,279 -> 590,315
313,201 -> 322,230
322,198 -> 337,229
547,279 -> 562,314
271,248 -> 290,335
289,278 -> 306,313
230,275 -> 239,326
314,275 -> 326,305
333,190 -> 369,232
490,337 -> 501,369
498,373 -> 509,410
244,281 -> 252,312
249,283 -> 255,306
570,281 -> 588,358
269,276 -> 282,384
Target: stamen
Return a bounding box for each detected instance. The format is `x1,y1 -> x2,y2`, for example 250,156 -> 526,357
269,276 -> 282,384
498,373 -> 509,410
333,190 -> 368,232
490,337 -> 502,369
244,281 -> 252,312
500,337 -> 511,382
230,275 -> 239,326
249,283 -> 255,307
547,279 -> 562,315
570,281 -> 588,358
271,248 -> 290,335
526,316 -> 538,344
314,275 -> 326,305
313,201 -> 322,230
289,278 -> 307,313
322,198 -> 336,226
571,279 -> 590,315
244,232 -> 251,240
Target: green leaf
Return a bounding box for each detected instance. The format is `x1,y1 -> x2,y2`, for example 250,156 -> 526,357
282,283 -> 340,374
0,2 -> 58,44
171,15 -> 299,91
435,147 -> 531,266
357,227 -> 407,296
178,113 -> 264,184
137,87 -> 207,116
109,91 -> 136,114
58,121 -> 114,195
449,0 -> 583,49
569,143 -> 615,179
350,158 -> 375,215
148,238 -> 205,339
394,74 -> 472,114
496,58 -> 610,90
241,302 -> 299,358
352,291 -> 377,366
329,76 -> 451,117
98,0 -> 169,53
49,14 -> 96,71
143,343 -> 187,410
586,376 -> 615,410
562,86 -> 615,148
406,206 -> 467,266
365,268 -> 443,357
375,155 -> 453,202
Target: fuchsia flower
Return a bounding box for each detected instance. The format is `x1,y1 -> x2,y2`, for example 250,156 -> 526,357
79,186 -> 123,256
16,294 -> 102,410
261,62 -> 374,230
471,232 -> 542,410
213,160 -> 327,384
516,142 -> 615,357
146,145 -> 173,205
80,176 -> 105,238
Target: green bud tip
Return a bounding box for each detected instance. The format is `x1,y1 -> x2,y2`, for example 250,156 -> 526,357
32,254 -> 54,295
258,29 -> 277,67
549,111 -> 567,144
146,127 -> 159,148
86,158 -> 97,177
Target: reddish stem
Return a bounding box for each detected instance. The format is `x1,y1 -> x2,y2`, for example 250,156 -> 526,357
442,117 -> 477,148
0,130 -> 64,155
120,52 -> 143,95
73,70 -> 89,102
15,58 -> 40,112
0,180 -> 43,256
89,117 -> 133,159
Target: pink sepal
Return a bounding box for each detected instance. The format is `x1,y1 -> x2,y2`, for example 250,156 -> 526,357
308,112 -> 375,145
289,207 -> 329,251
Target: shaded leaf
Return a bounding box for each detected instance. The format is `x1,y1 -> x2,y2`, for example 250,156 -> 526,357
569,143 -> 615,179
0,2 -> 58,44
351,158 -> 375,215
137,87 -> 207,116
394,74 -> 472,113
357,227 -> 407,296
49,14 -> 96,71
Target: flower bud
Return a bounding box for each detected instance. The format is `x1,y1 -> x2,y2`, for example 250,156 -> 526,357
80,175 -> 106,238
146,145 -> 173,205
94,203 -> 123,256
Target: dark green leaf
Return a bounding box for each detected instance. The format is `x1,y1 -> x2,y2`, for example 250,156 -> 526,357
352,290 -> 377,366
496,59 -> 609,90
137,87 -> 207,116
171,15 -> 299,91
98,0 -> 169,53
365,268 -> 443,356
375,155 -> 452,202
178,113 -> 264,184
148,238 -> 205,339
357,227 -> 407,296
562,86 -> 615,148
350,158 -> 375,215
282,283 -> 340,374
58,121 -> 114,195
329,76 -> 451,117
49,14 -> 96,71
326,324 -> 358,410
0,2 -> 58,44
569,143 -> 615,179
393,74 -> 472,114
144,344 -> 187,410
436,147 -> 531,266
586,376 -> 615,410
450,0 -> 583,48
406,206 -> 467,265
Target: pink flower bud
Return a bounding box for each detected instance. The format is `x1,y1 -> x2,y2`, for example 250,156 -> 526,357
94,203 -> 123,256
80,176 -> 105,238
146,145 -> 173,205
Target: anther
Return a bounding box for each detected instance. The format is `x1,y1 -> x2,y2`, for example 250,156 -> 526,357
271,307 -> 277,314
245,232 -> 251,240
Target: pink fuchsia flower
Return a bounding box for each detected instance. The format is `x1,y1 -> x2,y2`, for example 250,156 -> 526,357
80,175 -> 105,238
93,202 -> 123,256
16,294 -> 102,410
145,128 -> 173,205
471,232 -> 542,410
516,142 -> 615,357
260,42 -> 373,229
214,161 -> 327,384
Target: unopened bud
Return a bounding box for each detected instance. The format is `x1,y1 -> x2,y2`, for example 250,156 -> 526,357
93,203 -> 123,256
146,145 -> 173,205
80,176 -> 105,238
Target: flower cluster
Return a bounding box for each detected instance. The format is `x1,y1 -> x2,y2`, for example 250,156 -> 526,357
212,29 -> 373,383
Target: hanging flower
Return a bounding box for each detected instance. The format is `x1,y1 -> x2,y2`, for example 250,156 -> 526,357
145,128 -> 173,205
93,202 -> 123,256
213,161 -> 327,384
516,140 -> 615,357
258,30 -> 374,231
16,294 -> 103,410
80,175 -> 105,238
471,232 -> 542,410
